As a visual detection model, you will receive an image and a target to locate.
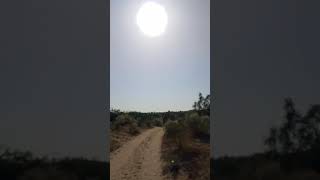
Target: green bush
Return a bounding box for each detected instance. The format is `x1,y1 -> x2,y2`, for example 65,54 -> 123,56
128,123 -> 140,135
145,120 -> 153,128
0,147 -> 108,180
137,118 -> 146,128
153,118 -> 163,127
165,121 -> 184,138
136,118 -> 154,128
111,114 -> 136,130
184,113 -> 200,128
198,115 -> 210,135
185,113 -> 209,137
111,114 -> 140,135
164,121 -> 191,150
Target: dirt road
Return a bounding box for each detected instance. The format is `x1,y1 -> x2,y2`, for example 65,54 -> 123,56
110,127 -> 165,180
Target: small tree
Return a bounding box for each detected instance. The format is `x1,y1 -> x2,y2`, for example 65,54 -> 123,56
265,98 -> 320,155
192,93 -> 211,115
264,126 -> 279,156
277,98 -> 301,154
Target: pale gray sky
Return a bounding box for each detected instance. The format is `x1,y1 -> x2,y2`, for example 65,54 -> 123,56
111,0 -> 210,112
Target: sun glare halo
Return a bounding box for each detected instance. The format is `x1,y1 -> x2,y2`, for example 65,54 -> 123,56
136,2 -> 168,37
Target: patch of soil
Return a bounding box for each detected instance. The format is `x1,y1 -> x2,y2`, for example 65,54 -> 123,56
110,127 -> 166,180
111,126 -> 150,152
111,127 -> 137,152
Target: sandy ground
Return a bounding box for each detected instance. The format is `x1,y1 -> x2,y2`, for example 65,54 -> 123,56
110,127 -> 166,180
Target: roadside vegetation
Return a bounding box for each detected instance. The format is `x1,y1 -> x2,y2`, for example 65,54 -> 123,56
110,93 -> 211,179
110,109 -> 164,152
0,146 -> 108,180
161,93 -> 210,180
213,98 -> 320,180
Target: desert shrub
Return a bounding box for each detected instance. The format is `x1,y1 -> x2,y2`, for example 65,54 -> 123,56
165,121 -> 184,138
136,118 -> 154,128
165,121 -> 192,150
111,114 -> 140,135
128,123 -> 140,135
0,147 -> 108,180
17,167 -> 78,180
184,113 -> 199,128
198,115 -> 210,135
184,113 -> 210,139
145,120 -> 153,128
137,118 -> 146,128
111,114 -> 136,130
153,118 -> 163,127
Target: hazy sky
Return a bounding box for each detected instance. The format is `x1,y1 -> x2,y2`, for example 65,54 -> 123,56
110,0 -> 210,112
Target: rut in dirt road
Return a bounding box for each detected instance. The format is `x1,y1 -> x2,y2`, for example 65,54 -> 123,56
110,127 -> 165,180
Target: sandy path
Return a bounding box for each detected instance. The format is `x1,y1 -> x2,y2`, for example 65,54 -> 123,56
110,127 -> 165,180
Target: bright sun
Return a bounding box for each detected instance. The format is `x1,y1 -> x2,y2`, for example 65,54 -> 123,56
136,2 -> 168,37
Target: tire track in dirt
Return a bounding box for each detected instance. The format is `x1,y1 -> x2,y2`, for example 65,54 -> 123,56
110,127 -> 165,180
